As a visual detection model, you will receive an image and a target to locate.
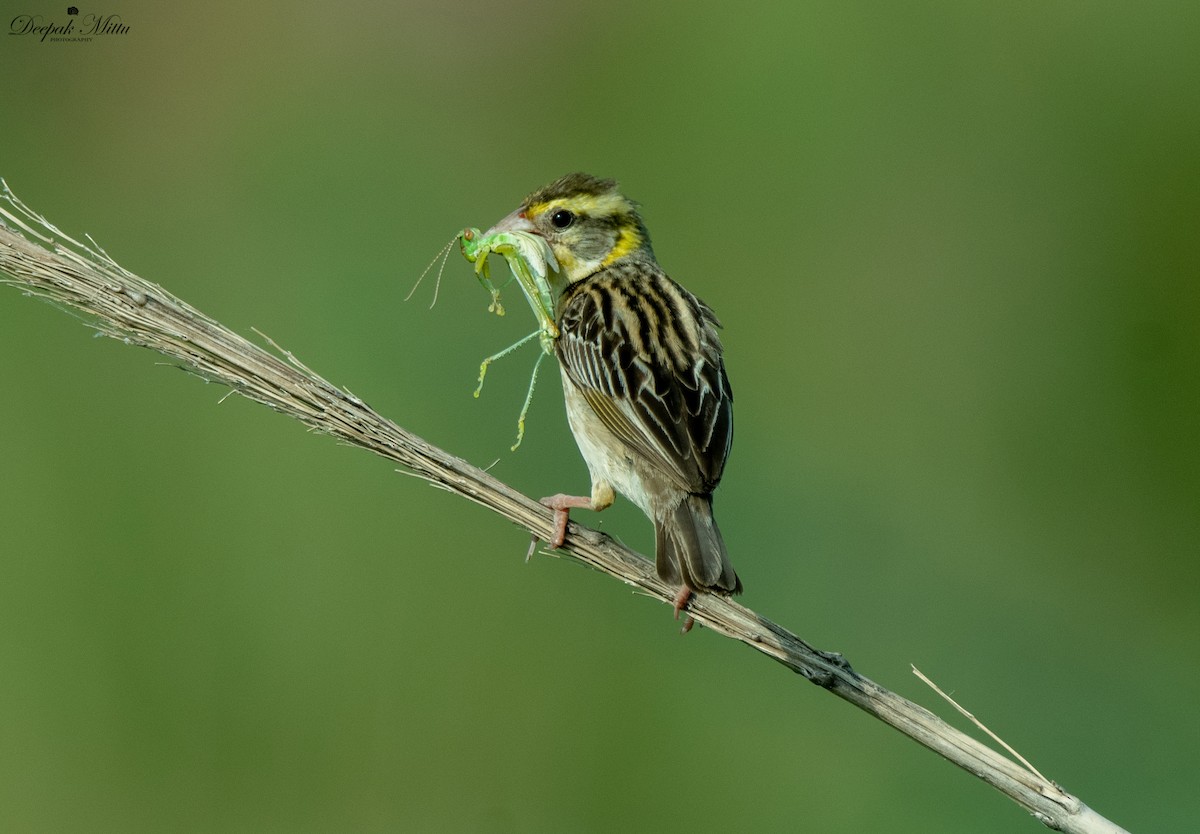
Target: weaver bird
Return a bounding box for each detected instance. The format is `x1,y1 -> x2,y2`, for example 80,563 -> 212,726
483,173 -> 740,627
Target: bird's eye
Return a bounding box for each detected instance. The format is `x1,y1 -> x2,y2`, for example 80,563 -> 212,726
550,209 -> 575,229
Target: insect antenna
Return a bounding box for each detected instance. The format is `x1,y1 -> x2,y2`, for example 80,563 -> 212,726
405,233 -> 458,308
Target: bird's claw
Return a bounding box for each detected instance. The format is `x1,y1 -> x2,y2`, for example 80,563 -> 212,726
673,586 -> 696,634
538,493 -> 592,549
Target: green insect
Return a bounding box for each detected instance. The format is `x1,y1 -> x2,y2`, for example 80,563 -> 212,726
458,226 -> 560,355
410,226 -> 563,451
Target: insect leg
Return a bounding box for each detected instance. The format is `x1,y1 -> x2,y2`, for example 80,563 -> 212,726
510,349 -> 547,451
474,329 -> 540,398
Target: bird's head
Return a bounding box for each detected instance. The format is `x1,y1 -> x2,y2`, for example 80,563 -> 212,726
485,173 -> 654,285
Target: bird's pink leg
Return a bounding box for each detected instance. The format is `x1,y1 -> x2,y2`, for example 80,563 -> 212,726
539,493 -> 597,548
673,586 -> 696,634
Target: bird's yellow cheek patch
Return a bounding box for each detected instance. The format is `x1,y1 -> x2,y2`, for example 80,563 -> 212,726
602,227 -> 640,266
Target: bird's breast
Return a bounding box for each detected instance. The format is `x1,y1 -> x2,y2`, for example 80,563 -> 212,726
559,368 -> 663,519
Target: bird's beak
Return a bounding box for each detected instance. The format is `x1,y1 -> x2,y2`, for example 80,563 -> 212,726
485,208 -> 537,237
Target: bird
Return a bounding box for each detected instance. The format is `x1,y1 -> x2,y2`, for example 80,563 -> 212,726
480,173 -> 740,628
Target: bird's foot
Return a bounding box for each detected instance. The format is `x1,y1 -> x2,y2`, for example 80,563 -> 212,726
538,493 -> 594,549
673,586 -> 696,634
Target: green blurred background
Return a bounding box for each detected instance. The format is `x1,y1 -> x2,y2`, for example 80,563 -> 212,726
1,2 -> 1197,831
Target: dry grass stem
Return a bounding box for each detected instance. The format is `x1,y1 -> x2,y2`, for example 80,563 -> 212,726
913,665 -> 1050,783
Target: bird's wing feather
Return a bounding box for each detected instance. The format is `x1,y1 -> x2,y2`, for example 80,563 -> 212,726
555,267 -> 732,494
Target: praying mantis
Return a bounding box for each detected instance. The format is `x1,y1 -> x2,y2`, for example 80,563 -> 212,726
410,226 -> 564,451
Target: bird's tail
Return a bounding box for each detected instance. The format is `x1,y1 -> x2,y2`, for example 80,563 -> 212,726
656,493 -> 742,595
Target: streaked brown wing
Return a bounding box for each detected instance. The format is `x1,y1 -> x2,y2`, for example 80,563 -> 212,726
555,265 -> 732,494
